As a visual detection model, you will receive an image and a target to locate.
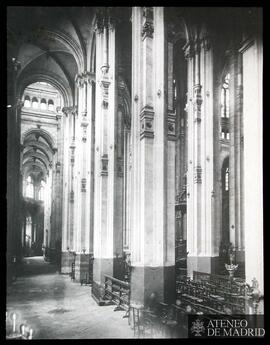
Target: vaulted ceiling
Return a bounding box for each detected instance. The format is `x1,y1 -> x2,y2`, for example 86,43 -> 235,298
7,7 -> 97,106
22,125 -> 56,183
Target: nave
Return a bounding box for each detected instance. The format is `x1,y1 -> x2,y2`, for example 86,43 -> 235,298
7,6 -> 263,339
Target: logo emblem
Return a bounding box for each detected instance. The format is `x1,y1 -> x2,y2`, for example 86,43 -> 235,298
191,319 -> 205,336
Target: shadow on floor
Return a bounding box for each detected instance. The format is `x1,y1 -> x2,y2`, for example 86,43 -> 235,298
19,256 -> 57,276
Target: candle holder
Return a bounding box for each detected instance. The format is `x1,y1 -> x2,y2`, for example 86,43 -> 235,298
6,311 -> 34,339
225,244 -> 238,279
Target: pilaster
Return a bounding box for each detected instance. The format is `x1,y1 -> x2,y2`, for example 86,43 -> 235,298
186,36 -> 216,278
240,36 -> 263,293
92,9 -> 123,303
70,71 -> 95,279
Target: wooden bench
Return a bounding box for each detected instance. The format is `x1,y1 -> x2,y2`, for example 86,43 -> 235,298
104,274 -> 131,320
176,274 -> 247,315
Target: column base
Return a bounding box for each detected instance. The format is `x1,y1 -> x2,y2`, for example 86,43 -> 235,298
61,252 -> 71,274
75,253 -> 90,282
92,258 -> 113,305
187,256 -> 220,278
130,265 -> 175,307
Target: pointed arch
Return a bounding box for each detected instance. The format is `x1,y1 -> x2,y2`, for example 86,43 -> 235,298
22,128 -> 56,151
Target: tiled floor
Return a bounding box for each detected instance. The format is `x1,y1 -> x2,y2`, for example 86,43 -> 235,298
6,257 -> 135,339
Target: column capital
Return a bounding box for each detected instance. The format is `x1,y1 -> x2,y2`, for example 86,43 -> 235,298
75,73 -> 84,88
95,8 -> 106,34
201,36 -> 211,51
62,106 -> 77,117
83,71 -> 95,85
183,41 -> 195,59
95,7 -> 120,34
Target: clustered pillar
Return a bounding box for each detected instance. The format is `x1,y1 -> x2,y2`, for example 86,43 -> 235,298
129,7 -> 176,307
185,36 -> 216,277
91,9 -> 123,304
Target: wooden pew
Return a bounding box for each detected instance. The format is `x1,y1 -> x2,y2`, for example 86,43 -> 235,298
104,274 -> 131,317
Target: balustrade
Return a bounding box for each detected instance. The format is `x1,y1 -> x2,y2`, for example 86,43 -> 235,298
104,275 -> 131,314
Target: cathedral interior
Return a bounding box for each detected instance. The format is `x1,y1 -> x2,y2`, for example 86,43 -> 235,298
7,6 -> 263,339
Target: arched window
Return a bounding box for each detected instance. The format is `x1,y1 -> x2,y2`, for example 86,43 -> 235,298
48,99 -> 54,111
32,97 -> 38,109
220,73 -> 230,140
225,167 -> 229,191
25,216 -> 32,241
25,175 -> 34,198
38,180 -> 46,200
221,73 -> 230,118
24,95 -> 31,108
40,98 -> 47,110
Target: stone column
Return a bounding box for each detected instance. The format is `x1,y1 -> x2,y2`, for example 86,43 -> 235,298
7,57 -> 23,280
235,50 -> 245,266
61,106 -> 77,272
130,7 -> 175,307
123,128 -> 131,251
61,109 -> 71,272
49,112 -> 64,266
55,113 -> 63,247
44,167 -> 52,250
73,72 -> 95,282
240,35 -> 263,293
92,10 -> 122,304
186,36 -> 217,278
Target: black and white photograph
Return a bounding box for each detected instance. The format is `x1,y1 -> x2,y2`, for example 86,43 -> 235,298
6,5 -> 264,339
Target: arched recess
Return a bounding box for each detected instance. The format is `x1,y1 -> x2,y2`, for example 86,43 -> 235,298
18,71 -> 73,107
22,152 -> 49,171
22,128 -> 57,151
22,161 -> 47,177
118,77 -> 131,130
22,142 -> 53,162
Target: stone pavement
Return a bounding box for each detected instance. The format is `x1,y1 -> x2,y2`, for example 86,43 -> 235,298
6,257 -> 135,339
